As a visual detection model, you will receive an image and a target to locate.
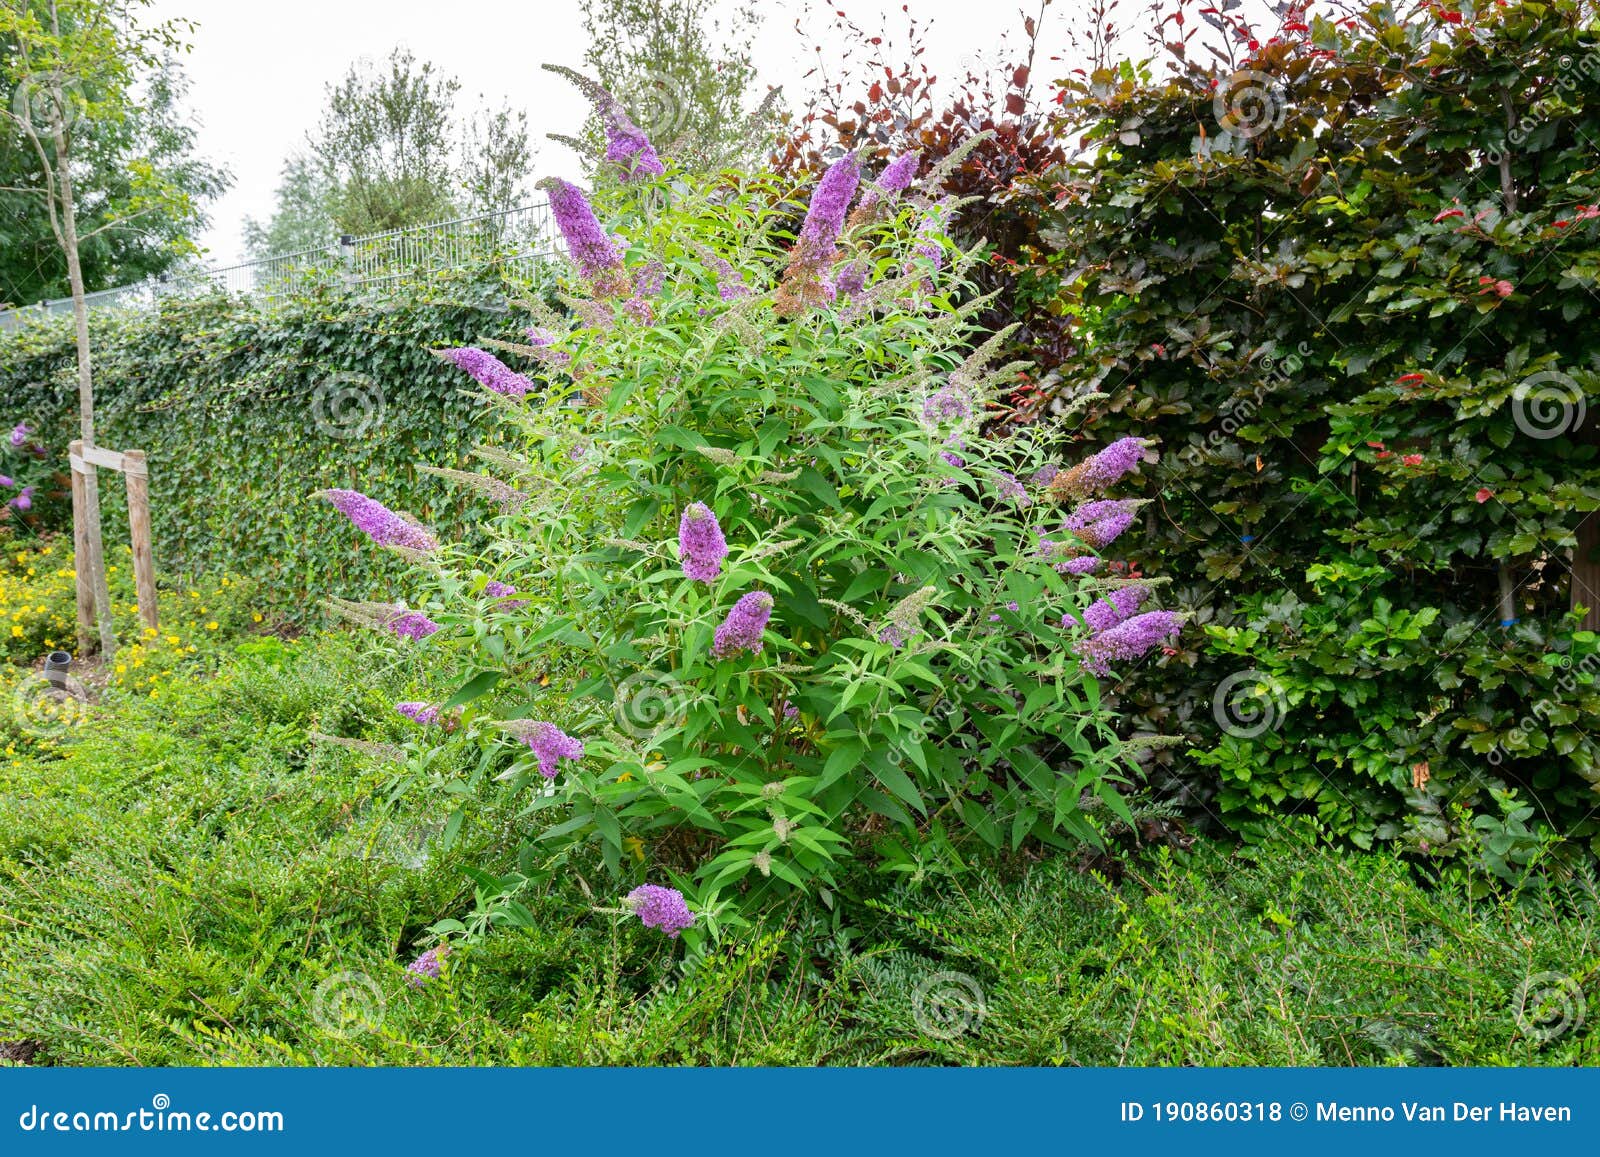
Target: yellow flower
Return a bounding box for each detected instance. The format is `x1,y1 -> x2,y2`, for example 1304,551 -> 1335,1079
205,621 -> 219,631
251,613 -> 263,623
165,636 -> 179,646
9,626 -> 20,638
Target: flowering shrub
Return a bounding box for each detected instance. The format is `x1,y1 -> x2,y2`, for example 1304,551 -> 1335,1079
337,83 -> 1175,931
0,420 -> 64,536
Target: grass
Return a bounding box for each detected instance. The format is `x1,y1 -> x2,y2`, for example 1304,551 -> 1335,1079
2,616 -> 1596,1066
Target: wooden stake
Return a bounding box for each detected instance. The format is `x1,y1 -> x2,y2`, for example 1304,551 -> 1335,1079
68,439 -> 95,655
123,450 -> 158,632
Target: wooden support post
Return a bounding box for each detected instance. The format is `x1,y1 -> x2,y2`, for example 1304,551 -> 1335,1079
122,449 -> 158,632
67,439 -> 95,654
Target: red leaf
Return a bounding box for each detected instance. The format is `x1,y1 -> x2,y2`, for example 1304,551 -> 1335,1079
1005,92 -> 1026,116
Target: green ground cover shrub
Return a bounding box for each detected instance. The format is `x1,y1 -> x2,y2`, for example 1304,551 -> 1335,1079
1037,0 -> 1600,861
0,623 -> 1591,1066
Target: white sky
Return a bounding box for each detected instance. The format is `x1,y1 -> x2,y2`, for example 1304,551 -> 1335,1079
145,0 -> 1094,265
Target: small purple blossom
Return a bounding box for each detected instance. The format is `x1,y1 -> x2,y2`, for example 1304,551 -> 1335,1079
396,701 -> 442,726
1074,610 -> 1184,676
713,591 -> 774,659
626,883 -> 695,937
483,580 -> 527,610
996,471 -> 1030,505
524,721 -> 584,779
321,489 -> 438,553
1064,499 -> 1137,550
0,475 -> 11,487
525,327 -> 573,370
878,152 -> 920,194
988,600 -> 1021,622
386,609 -> 441,641
622,296 -> 655,325
678,502 -> 729,583
777,152 -> 860,311
633,258 -> 666,297
922,383 -> 972,426
781,700 -> 799,720
9,486 -> 32,512
1032,464 -> 1060,487
9,423 -> 30,448
832,260 -> 868,299
405,945 -> 449,988
1078,585 -> 1149,633
442,347 -> 535,398
940,436 -> 966,470
541,178 -> 628,294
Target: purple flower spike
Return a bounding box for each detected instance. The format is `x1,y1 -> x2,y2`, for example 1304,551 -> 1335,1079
9,423 -> 30,448
386,609 -> 441,641
321,489 -> 438,553
540,177 -> 629,295
626,883 -> 695,938
396,701 -> 442,726
777,152 -> 860,312
1074,610 -> 1184,676
1079,585 -> 1149,633
1061,555 -> 1102,576
1064,499 -> 1138,551
442,347 -> 536,398
483,580 -> 527,610
678,502 -> 729,583
405,945 -> 449,989
0,475 -> 13,488
10,486 -> 33,512
713,591 -> 774,659
524,721 -> 584,779
878,152 -> 920,194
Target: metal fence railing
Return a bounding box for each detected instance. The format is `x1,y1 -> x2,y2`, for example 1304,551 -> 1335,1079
0,200 -> 559,332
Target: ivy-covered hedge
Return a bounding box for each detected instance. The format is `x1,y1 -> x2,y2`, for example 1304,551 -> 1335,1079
0,272 -> 540,615
1042,1 -> 1600,864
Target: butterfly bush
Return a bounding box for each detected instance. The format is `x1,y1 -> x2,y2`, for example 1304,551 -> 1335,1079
330,100 -> 1177,936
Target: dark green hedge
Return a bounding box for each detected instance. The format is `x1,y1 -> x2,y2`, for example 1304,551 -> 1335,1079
0,271 -> 538,615
1043,1 -> 1600,864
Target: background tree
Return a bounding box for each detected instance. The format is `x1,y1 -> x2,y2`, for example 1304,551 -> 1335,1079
0,0 -> 213,657
241,153 -> 334,259
0,47 -> 227,306
248,46 -> 534,253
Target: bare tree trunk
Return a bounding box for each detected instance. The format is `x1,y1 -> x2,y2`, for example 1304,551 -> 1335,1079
52,111 -> 117,658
